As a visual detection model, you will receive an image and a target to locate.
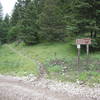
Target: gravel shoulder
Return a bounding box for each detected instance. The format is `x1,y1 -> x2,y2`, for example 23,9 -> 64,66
0,75 -> 99,100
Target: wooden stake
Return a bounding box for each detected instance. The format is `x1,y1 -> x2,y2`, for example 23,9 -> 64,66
87,44 -> 89,56
86,44 -> 89,65
77,48 -> 80,69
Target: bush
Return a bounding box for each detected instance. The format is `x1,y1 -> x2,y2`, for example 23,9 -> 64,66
22,26 -> 39,45
7,26 -> 16,42
7,25 -> 22,42
91,37 -> 100,51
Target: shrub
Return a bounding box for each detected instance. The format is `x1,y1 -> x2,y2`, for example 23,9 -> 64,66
91,37 -> 100,51
7,25 -> 22,42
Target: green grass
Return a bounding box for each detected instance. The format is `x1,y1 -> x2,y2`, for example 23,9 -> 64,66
0,42 -> 76,76
47,71 -> 100,85
10,42 -> 77,62
0,41 -> 100,84
78,71 -> 100,83
0,45 -> 37,76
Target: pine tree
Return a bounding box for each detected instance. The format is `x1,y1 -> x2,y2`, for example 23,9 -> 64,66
96,0 -> 100,37
21,0 -> 39,45
0,2 -> 2,20
9,0 -> 26,42
0,2 -> 3,44
67,0 -> 100,38
11,0 -> 25,26
3,14 -> 10,42
38,0 -> 66,41
10,0 -> 39,45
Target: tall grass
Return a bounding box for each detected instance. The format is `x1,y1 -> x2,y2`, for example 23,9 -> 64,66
0,42 -> 100,84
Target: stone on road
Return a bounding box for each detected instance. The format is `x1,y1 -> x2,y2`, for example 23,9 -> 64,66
0,75 -> 99,100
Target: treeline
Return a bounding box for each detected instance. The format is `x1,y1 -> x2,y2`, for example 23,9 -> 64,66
0,0 -> 100,47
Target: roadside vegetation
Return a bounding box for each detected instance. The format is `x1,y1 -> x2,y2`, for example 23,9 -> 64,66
0,41 -> 100,84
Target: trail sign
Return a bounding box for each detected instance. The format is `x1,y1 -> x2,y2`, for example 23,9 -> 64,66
76,38 -> 92,70
76,38 -> 91,45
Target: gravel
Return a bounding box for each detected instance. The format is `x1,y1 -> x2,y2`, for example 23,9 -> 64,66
0,74 -> 100,100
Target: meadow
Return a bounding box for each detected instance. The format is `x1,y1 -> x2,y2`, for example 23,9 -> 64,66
0,41 -> 100,84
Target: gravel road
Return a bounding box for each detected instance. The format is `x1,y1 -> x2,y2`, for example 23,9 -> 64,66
0,75 -> 99,100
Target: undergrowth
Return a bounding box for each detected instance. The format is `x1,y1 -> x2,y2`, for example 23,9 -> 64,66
0,42 -> 100,84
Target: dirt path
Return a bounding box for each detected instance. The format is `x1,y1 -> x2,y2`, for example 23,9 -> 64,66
0,75 -> 99,100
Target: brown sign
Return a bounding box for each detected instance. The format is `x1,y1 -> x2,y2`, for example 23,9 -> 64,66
76,38 -> 91,45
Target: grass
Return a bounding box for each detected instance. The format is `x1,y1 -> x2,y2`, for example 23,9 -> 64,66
9,41 -> 77,62
47,71 -> 100,85
0,41 -> 100,84
46,56 -> 100,84
0,41 -> 77,76
0,45 -> 37,76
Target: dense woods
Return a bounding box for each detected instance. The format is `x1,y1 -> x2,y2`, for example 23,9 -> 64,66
0,0 -> 100,48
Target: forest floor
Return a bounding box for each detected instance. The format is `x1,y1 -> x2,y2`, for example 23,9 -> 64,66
0,75 -> 100,100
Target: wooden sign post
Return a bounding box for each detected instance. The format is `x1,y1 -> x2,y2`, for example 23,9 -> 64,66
86,44 -> 89,56
76,38 -> 91,69
77,44 -> 81,68
86,44 -> 89,65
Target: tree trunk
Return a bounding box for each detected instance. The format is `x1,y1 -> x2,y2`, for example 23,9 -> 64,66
94,30 -> 97,38
90,31 -> 93,38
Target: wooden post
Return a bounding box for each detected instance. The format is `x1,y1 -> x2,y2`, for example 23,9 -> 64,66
78,48 -> 80,69
86,44 -> 89,65
77,44 -> 81,70
87,44 -> 89,56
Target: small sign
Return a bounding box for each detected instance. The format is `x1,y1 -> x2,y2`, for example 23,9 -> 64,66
77,44 -> 81,49
76,38 -> 91,45
76,38 -> 92,69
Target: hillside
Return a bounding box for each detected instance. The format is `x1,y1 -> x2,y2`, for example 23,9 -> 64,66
0,42 -> 100,84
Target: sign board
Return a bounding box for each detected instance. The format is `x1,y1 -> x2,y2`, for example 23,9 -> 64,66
76,38 -> 91,45
76,38 -> 92,69
77,44 -> 81,49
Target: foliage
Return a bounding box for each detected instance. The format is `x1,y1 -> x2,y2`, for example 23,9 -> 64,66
21,1 -> 39,45
38,0 -> 66,41
10,0 -> 39,45
66,0 -> 100,38
0,0 -> 100,47
0,2 -> 3,44
91,37 -> 100,50
8,25 -> 22,42
0,5 -> 10,44
0,2 -> 2,19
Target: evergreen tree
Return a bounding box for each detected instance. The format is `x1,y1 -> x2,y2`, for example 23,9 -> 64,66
38,0 -> 66,41
11,3 -> 19,26
10,0 -> 39,45
11,0 -> 25,26
3,14 -> 11,42
0,2 -> 2,19
0,2 -> 3,44
9,0 -> 26,42
67,0 -> 100,38
96,0 -> 100,37
21,0 -> 39,45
